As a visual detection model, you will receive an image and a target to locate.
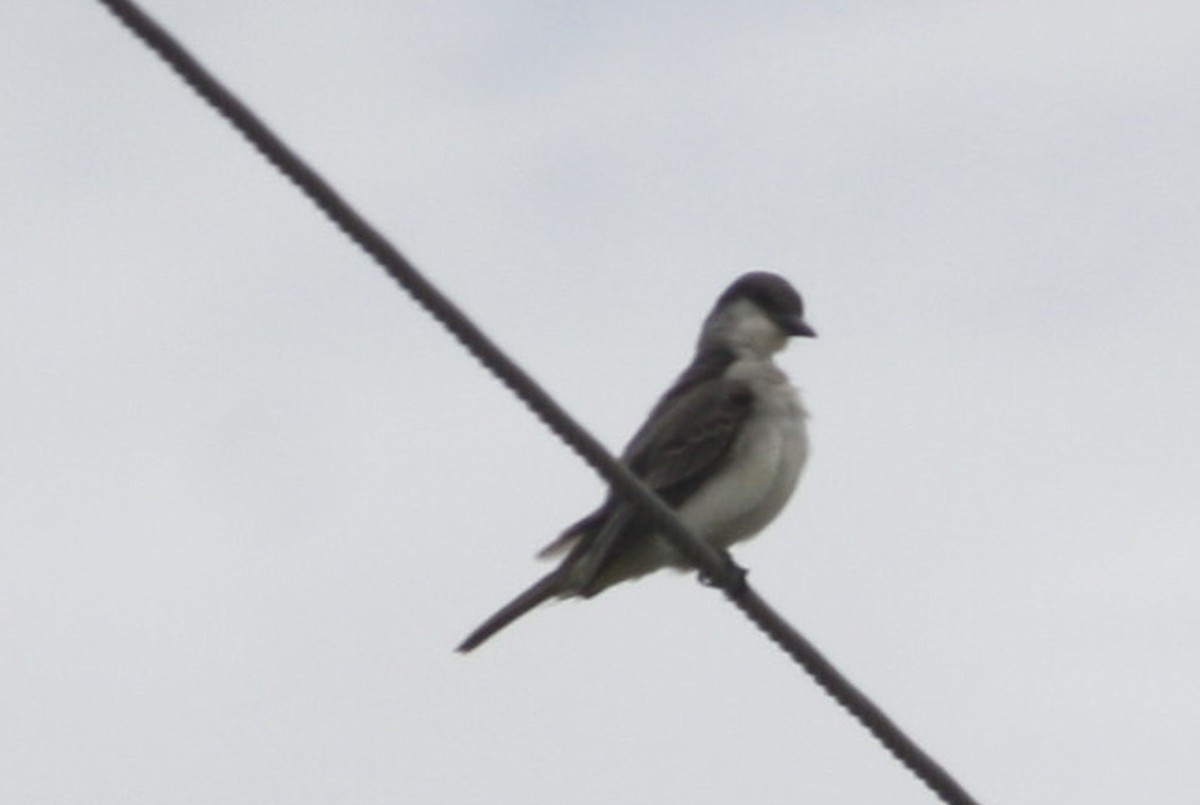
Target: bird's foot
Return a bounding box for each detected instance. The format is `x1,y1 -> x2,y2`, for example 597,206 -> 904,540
698,550 -> 748,595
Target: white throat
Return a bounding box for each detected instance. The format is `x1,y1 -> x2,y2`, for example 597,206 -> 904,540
701,298 -> 788,359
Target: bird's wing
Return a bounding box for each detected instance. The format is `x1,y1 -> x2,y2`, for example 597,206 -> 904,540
536,349 -> 739,560
624,375 -> 755,503
564,376 -> 756,593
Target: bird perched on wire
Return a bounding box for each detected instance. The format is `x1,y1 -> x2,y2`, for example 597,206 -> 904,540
458,272 -> 816,652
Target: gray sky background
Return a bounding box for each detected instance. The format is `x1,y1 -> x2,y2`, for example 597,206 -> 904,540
4,2 -> 1199,803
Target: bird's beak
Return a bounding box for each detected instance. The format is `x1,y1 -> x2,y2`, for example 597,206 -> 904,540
782,315 -> 817,338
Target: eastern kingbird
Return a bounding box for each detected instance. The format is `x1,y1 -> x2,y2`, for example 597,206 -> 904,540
458,272 -> 816,652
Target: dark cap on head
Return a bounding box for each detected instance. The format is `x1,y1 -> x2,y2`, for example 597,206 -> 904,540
717,272 -> 817,338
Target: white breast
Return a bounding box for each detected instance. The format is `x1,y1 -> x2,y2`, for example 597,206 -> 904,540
678,358 -> 808,550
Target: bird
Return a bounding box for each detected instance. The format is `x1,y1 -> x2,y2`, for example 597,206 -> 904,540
457,271 -> 816,652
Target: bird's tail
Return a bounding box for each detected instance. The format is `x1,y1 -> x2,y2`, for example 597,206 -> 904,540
457,570 -> 566,652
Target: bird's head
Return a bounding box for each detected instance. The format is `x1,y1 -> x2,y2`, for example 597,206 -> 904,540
700,272 -> 816,358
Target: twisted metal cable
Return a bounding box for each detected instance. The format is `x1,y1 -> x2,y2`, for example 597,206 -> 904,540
92,2 -> 980,803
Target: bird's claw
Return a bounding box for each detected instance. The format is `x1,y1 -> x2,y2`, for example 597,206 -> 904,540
698,551 -> 748,594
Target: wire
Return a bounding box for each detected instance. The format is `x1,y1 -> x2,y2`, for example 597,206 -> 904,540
92,2 -> 981,803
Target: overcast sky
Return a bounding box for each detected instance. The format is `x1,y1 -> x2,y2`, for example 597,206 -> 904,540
4,2 -> 1200,803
